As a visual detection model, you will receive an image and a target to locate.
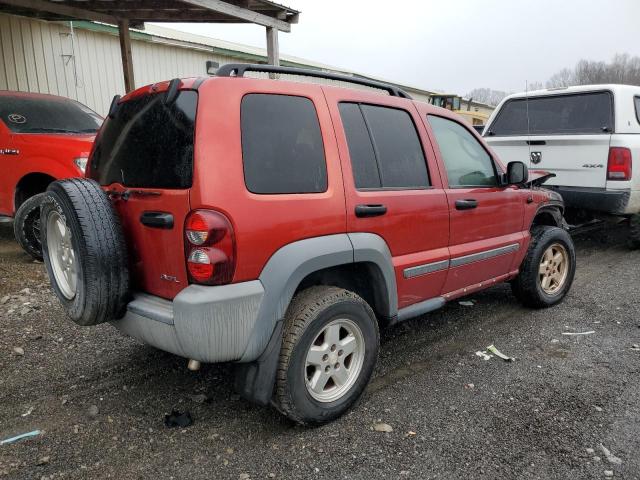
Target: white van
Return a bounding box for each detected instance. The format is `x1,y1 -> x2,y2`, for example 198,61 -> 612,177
484,84 -> 640,245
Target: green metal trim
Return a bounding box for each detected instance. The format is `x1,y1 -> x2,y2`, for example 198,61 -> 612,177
211,46 -> 320,70
68,20 -> 151,41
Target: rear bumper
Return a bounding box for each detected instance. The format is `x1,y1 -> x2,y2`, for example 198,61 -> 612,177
545,186 -> 631,214
111,281 -> 264,363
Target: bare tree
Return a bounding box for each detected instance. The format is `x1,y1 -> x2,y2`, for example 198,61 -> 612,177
549,53 -> 640,87
546,68 -> 574,88
465,88 -> 509,106
467,53 -> 640,104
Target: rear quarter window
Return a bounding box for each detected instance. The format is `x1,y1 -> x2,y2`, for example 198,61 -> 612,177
241,94 -> 327,194
488,91 -> 614,136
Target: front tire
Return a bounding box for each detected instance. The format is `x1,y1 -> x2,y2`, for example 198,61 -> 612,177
512,226 -> 576,308
14,193 -> 45,260
275,286 -> 379,425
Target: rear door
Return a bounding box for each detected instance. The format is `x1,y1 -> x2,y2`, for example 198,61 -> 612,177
88,89 -> 197,299
485,91 -> 613,188
423,112 -> 526,294
324,88 -> 450,308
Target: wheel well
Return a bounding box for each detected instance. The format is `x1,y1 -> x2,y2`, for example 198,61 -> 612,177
14,173 -> 55,210
295,262 -> 391,324
532,208 -> 563,228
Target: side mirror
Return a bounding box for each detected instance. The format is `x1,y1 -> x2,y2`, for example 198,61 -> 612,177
506,161 -> 528,185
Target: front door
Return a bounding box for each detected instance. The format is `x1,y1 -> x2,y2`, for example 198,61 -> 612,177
423,113 -> 527,294
0,121 -> 14,215
324,89 -> 450,309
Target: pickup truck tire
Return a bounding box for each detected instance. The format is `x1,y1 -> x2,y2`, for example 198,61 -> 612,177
511,226 -> 575,308
41,178 -> 129,326
13,192 -> 45,260
275,286 -> 379,425
628,214 -> 640,249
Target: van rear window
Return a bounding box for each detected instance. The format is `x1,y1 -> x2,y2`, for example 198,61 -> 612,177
487,91 -> 613,136
90,90 -> 197,189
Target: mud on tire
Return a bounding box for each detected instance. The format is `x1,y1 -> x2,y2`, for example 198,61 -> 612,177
511,226 -> 576,309
13,192 -> 45,260
41,178 -> 129,326
275,286 -> 379,425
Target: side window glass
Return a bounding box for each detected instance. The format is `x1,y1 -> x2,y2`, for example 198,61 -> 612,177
635,96 -> 640,126
338,103 -> 381,188
241,94 -> 327,194
428,115 -> 498,187
339,102 -> 430,189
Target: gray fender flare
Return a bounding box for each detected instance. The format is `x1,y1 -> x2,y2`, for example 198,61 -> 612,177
238,233 -> 397,362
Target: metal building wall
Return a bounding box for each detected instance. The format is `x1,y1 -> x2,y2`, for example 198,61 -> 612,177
0,13 -> 454,117
0,14 -> 230,115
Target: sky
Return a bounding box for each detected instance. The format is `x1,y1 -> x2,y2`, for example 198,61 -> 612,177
156,0 -> 640,96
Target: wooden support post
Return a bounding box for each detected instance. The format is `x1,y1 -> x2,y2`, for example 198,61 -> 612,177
118,19 -> 135,93
266,26 -> 279,66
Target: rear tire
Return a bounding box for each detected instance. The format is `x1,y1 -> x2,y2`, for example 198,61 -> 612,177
275,286 -> 379,425
512,226 -> 576,308
13,193 -> 45,260
41,178 -> 129,326
628,214 -> 640,249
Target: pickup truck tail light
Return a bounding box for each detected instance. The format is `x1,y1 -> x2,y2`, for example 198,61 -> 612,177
184,210 -> 236,285
607,147 -> 632,181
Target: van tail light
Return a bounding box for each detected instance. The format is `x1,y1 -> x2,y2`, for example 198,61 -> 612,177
607,147 -> 632,181
185,210 -> 235,285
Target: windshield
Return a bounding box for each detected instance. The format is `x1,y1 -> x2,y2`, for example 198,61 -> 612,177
0,95 -> 103,134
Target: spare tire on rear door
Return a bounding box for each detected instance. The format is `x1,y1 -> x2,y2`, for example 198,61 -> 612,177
41,178 -> 129,326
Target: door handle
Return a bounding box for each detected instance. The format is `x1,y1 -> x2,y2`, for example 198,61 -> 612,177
355,204 -> 387,218
140,211 -> 174,229
455,199 -> 478,210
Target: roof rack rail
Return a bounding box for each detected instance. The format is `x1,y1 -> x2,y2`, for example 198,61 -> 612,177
216,63 -> 412,99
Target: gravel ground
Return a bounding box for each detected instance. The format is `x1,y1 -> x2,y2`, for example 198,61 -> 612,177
1,220 -> 639,480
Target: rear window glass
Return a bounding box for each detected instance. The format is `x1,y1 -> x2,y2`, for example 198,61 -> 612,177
339,102 -> 430,189
487,91 -> 613,136
635,96 -> 640,125
90,90 -> 197,189
0,95 -> 102,134
241,94 -> 327,194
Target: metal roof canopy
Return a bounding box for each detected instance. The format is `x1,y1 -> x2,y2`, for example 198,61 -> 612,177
0,0 -> 299,91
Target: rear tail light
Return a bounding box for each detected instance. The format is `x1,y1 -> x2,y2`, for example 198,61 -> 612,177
184,210 -> 235,285
607,147 -> 632,181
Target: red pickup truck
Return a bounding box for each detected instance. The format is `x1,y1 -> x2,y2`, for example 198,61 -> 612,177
0,91 -> 102,258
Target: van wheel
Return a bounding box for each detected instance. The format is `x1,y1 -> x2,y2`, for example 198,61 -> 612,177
628,214 -> 640,249
41,178 -> 129,326
512,226 -> 576,308
275,286 -> 379,425
13,193 -> 45,260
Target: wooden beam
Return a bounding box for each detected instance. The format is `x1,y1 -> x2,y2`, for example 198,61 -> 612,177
266,26 -> 279,66
180,0 -> 291,32
0,0 -> 117,24
118,19 -> 135,93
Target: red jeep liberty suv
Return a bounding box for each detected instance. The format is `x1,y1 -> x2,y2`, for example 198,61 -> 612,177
40,65 -> 575,425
